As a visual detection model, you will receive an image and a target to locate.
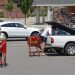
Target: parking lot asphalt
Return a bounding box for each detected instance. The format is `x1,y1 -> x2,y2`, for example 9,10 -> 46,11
0,40 -> 75,75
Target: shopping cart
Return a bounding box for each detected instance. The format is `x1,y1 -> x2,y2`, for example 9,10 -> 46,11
27,36 -> 42,57
0,39 -> 7,67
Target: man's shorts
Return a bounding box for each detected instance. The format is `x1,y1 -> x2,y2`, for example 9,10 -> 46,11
40,36 -> 47,42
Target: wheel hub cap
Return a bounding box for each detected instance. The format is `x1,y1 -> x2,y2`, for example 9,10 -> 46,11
68,46 -> 75,54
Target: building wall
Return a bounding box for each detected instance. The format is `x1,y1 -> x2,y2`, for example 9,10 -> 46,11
3,4 -> 25,18
4,10 -> 24,18
0,0 -> 24,18
65,6 -> 75,13
0,0 -> 7,9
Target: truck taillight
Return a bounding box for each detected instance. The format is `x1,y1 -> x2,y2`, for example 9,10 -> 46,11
51,37 -> 54,43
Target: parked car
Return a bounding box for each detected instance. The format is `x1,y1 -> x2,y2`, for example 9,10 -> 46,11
0,21 -> 40,38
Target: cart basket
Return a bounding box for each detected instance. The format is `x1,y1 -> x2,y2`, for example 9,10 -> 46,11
27,36 -> 41,47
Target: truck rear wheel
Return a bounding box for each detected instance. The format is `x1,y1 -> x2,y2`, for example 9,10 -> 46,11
44,48 -> 51,53
56,49 -> 63,55
65,43 -> 75,56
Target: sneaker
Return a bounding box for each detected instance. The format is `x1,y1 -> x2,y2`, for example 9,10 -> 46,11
41,53 -> 46,56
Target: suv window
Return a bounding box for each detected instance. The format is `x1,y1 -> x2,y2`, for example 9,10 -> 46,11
15,23 -> 24,28
2,23 -> 16,27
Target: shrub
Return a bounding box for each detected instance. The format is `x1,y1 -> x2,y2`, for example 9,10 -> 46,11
0,11 -> 4,18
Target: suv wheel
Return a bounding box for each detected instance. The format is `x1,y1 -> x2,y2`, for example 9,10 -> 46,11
1,33 -> 7,39
31,32 -> 39,36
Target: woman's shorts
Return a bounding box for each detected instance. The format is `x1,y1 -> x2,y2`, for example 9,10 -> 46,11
40,36 -> 47,42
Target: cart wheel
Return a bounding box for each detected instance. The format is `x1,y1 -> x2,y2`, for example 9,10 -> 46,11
0,64 -> 2,68
29,54 -> 31,57
29,52 -> 31,57
4,63 -> 6,66
33,52 -> 35,56
0,60 -> 2,68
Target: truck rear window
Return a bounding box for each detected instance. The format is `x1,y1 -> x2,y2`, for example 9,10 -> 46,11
52,28 -> 70,35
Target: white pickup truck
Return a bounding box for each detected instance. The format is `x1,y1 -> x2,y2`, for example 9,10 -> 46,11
45,22 -> 75,56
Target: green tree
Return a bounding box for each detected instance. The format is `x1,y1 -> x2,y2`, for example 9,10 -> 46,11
5,0 -> 13,18
19,0 -> 33,25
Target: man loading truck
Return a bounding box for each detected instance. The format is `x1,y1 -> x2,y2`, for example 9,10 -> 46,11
40,25 -> 52,55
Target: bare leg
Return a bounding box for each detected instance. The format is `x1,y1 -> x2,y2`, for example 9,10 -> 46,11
3,53 -> 6,65
41,42 -> 46,56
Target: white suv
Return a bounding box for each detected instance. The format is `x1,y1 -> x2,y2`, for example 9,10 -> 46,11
0,21 -> 40,38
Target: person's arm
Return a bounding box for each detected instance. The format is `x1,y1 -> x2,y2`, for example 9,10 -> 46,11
48,27 -> 52,35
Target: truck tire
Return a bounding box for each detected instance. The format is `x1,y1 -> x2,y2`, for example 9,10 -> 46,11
56,49 -> 63,55
44,47 -> 51,53
44,48 -> 56,53
65,43 -> 75,56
